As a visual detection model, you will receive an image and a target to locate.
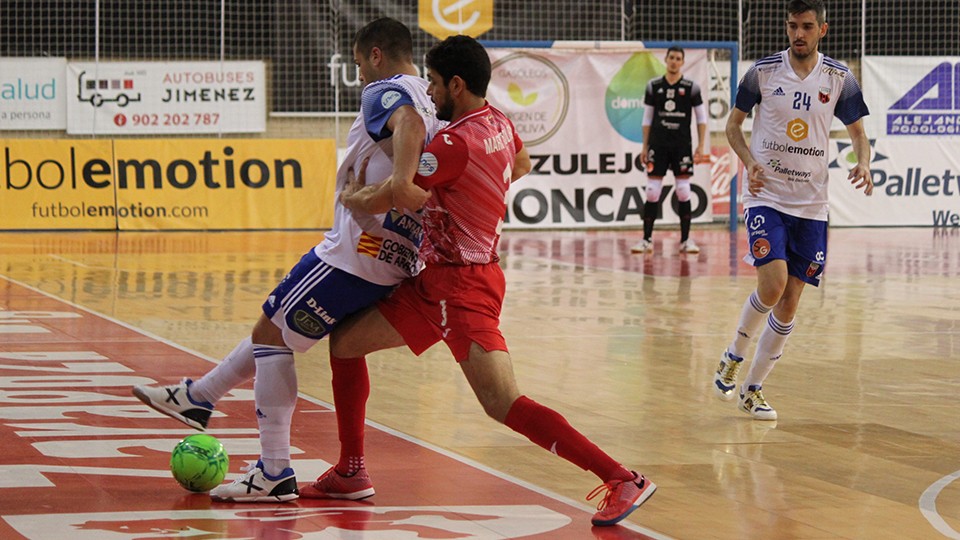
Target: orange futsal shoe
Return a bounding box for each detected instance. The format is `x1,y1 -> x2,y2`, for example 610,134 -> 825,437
587,472 -> 657,526
299,466 -> 375,500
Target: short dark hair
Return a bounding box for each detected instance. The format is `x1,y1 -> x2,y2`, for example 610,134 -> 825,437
667,46 -> 685,59
353,17 -> 413,62
425,35 -> 492,97
787,0 -> 826,25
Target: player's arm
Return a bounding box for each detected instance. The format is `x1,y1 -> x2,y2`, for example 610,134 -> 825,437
640,81 -> 656,166
386,105 -> 430,210
844,118 -> 873,196
694,103 -> 708,161
725,107 -> 765,195
340,104 -> 428,214
512,146 -> 531,182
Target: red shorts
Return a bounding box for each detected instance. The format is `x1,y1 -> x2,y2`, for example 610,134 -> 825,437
378,262 -> 507,362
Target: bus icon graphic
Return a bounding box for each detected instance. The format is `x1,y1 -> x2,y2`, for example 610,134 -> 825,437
77,70 -> 142,107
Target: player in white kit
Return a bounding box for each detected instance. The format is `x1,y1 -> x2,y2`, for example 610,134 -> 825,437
131,17 -> 444,501
713,0 -> 874,420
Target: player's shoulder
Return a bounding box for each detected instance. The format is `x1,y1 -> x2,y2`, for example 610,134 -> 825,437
820,55 -> 852,75
753,51 -> 785,72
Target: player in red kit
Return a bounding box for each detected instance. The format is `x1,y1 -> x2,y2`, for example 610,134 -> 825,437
299,34 -> 656,528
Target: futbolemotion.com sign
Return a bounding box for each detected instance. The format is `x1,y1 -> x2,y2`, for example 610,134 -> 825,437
0,138 -> 336,230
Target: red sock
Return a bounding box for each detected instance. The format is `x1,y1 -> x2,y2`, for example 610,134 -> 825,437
504,395 -> 632,482
330,354 -> 368,475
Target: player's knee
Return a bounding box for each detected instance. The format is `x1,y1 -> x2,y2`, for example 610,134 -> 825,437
645,179 -> 663,203
675,179 -> 692,202
251,315 -> 286,347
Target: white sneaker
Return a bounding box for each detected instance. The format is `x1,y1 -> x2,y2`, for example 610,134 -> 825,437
133,378 -> 213,431
713,351 -> 743,401
738,385 -> 778,421
210,460 -> 299,502
679,239 -> 701,253
630,239 -> 653,253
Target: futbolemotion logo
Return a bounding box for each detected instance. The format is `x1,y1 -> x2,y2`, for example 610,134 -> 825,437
605,52 -> 665,143
418,0 -> 493,39
786,118 -> 808,142
489,53 -> 568,146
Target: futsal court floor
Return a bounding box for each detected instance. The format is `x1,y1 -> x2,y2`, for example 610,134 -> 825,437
1,226 -> 958,539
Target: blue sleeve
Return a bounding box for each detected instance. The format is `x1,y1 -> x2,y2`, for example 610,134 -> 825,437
734,66 -> 761,113
835,73 -> 870,125
361,80 -> 416,142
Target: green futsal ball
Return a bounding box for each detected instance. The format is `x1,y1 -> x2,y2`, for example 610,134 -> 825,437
170,434 -> 229,492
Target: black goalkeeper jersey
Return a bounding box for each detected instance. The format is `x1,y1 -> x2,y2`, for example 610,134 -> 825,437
644,76 -> 703,147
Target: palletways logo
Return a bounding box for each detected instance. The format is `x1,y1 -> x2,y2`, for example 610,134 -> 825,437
887,61 -> 960,135
488,52 -> 569,146
605,52 -> 664,143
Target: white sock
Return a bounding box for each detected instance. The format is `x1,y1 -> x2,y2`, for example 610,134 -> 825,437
253,343 -> 296,477
729,291 -> 773,359
742,313 -> 794,390
190,337 -> 255,405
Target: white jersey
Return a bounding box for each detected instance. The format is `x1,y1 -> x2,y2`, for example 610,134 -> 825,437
737,50 -> 868,220
315,74 -> 444,286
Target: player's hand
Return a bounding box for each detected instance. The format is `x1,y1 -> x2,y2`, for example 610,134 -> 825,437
848,163 -> 873,196
339,157 -> 370,207
639,145 -> 649,168
747,162 -> 766,196
391,179 -> 431,212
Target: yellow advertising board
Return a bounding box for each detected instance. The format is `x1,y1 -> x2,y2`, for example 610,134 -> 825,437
0,139 -> 118,230
1,138 -> 337,230
418,0 -> 494,39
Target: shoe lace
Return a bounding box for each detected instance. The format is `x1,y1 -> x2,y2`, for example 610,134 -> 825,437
749,388 -> 771,409
718,359 -> 741,385
586,480 -> 620,512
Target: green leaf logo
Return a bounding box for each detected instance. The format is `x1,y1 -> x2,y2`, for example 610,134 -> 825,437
507,82 -> 537,106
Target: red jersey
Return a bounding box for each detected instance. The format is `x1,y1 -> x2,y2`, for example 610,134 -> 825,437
413,103 -> 523,265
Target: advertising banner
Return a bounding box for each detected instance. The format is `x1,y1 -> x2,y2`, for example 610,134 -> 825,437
66,61 -> 266,135
1,138 -> 336,230
112,139 -> 335,230
0,58 -> 67,131
828,138 -> 960,226
863,56 -> 960,137
0,139 -> 117,229
486,45 -> 712,229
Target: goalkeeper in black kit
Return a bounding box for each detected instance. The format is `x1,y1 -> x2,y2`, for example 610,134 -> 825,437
631,45 -> 708,255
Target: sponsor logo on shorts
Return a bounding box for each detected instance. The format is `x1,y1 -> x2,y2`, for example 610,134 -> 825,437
293,309 -> 325,337
752,238 -> 771,259
806,262 -> 821,277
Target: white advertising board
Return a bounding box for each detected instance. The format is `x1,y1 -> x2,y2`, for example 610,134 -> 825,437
863,56 -> 960,137
487,45 -> 712,229
829,138 -> 960,226
0,57 -> 67,130
66,61 -> 266,135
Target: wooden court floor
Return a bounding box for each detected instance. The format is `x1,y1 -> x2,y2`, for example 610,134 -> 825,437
1,226 -> 959,539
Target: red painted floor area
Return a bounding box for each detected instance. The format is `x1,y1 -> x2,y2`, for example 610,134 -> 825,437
0,278 -> 663,539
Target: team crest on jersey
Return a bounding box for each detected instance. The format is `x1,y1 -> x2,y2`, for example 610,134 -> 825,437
752,238 -> 771,259
678,87 -> 686,96
818,86 -> 831,103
